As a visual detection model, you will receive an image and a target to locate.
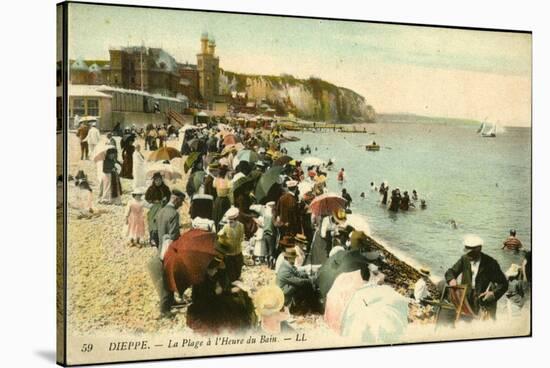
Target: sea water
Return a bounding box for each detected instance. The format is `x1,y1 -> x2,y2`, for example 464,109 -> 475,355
284,122 -> 531,278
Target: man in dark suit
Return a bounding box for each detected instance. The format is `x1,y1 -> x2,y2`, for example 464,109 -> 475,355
445,234 -> 508,319
275,180 -> 300,236
147,190 -> 186,318
276,246 -> 317,313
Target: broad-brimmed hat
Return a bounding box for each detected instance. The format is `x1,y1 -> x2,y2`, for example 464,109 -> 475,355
171,189 -> 186,199
131,188 -> 145,195
294,234 -> 308,244
349,230 -> 368,250
419,267 -> 431,277
463,234 -> 484,253
254,285 -> 285,317
333,208 -> 347,223
505,263 -> 521,278
225,207 -> 239,220
279,235 -> 295,249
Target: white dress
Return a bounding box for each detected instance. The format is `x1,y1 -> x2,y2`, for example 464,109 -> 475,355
132,151 -> 146,190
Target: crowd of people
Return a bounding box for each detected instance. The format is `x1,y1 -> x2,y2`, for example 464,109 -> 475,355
70,116 -> 531,338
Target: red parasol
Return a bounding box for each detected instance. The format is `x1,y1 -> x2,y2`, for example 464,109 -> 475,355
309,193 -> 346,217
163,229 -> 218,294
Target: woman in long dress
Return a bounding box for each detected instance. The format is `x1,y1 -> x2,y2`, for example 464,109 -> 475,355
132,144 -> 146,190
99,148 -> 122,205
120,136 -> 135,179
125,189 -> 146,246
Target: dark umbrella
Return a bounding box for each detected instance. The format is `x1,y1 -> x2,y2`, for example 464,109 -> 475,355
255,166 -> 284,204
232,175 -> 256,197
163,229 -> 218,294
316,250 -> 370,299
184,152 -> 201,173
235,149 -> 260,164
273,155 -> 293,166
186,170 -> 206,195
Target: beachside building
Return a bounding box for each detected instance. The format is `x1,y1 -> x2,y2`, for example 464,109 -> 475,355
68,34 -> 225,107
68,84 -> 189,130
68,84 -> 113,130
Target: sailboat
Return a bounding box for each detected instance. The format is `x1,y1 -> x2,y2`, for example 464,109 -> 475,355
476,122 -> 485,134
481,122 -> 497,138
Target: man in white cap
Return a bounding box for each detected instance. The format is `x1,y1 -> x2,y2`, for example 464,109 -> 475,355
445,234 -> 508,319
217,207 -> 244,282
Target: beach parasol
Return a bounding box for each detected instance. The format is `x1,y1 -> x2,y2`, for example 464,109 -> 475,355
232,175 -> 256,197
341,285 -> 409,344
235,149 -> 260,164
309,193 -> 346,217
273,155 -> 293,166
316,250 -> 370,299
146,162 -> 182,181
184,151 -> 202,173
163,229 -> 218,294
324,270 -> 367,333
255,166 -> 284,204
186,170 -> 206,195
148,146 -> 182,162
92,144 -> 116,162
302,156 -> 326,167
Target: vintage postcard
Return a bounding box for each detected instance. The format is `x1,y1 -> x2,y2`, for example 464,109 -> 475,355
57,1 -> 532,365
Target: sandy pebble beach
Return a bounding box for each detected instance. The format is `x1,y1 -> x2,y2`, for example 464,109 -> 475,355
65,132 -> 435,336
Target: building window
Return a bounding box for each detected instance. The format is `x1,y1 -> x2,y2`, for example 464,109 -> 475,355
87,99 -> 99,116
73,99 -> 85,116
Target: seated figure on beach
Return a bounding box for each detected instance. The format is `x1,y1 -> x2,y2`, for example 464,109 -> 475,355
187,255 -> 257,334
276,246 -> 318,315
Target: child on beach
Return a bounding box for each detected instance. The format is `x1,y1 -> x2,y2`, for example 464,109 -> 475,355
126,189 -> 146,247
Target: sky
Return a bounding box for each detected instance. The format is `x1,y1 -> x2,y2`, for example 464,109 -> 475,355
68,3 -> 532,126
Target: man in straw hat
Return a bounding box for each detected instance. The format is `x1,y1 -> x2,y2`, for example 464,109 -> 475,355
254,285 -> 292,334
276,242 -> 318,314
444,234 -> 508,319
